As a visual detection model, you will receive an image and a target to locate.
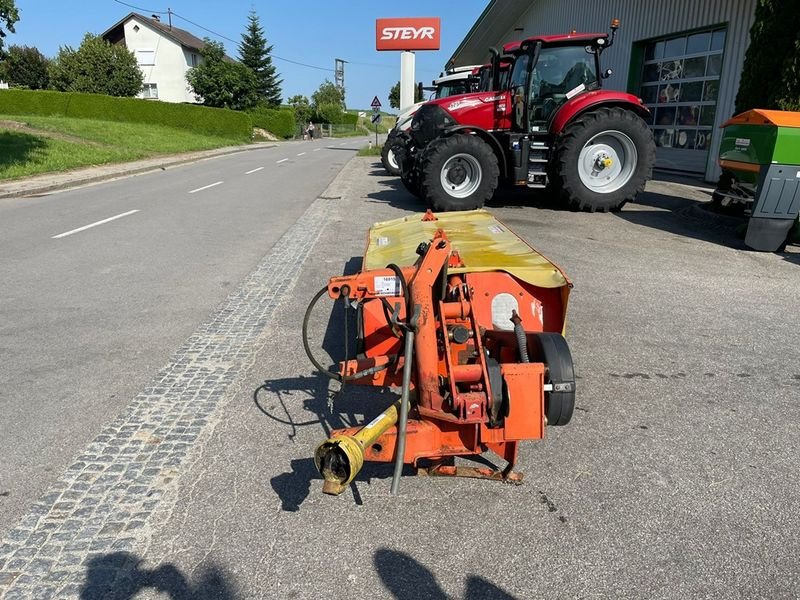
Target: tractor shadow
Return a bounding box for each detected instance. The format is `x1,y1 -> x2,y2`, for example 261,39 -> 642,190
374,549 -> 519,600
362,159 -> 796,255
259,255 -> 410,511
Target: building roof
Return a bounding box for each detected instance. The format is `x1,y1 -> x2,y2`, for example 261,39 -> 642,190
447,0 -> 532,68
102,12 -> 208,53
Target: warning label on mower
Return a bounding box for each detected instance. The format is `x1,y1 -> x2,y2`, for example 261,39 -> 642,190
374,276 -> 401,296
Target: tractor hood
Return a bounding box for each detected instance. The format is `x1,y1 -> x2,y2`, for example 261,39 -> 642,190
424,90 -> 512,131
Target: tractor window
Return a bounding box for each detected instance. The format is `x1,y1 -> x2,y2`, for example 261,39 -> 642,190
530,46 -> 598,128
435,81 -> 472,99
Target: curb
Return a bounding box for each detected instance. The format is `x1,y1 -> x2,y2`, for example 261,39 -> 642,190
0,143 -> 277,200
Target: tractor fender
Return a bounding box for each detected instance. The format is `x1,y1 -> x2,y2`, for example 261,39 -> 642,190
441,125 -> 508,179
550,91 -> 650,135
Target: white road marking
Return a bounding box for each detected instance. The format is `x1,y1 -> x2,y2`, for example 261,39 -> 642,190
297,152 -> 306,156
313,148 -> 321,152
188,181 -> 223,194
52,210 -> 140,239
276,158 -> 288,164
245,167 -> 264,174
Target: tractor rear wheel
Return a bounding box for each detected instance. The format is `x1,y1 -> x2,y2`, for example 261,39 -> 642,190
420,135 -> 499,212
554,106 -> 655,212
381,141 -> 401,176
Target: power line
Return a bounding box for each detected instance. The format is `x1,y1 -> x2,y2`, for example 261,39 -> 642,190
170,12 -> 334,72
111,0 -> 168,14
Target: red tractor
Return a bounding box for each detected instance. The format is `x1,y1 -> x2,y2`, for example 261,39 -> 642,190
398,21 -> 656,213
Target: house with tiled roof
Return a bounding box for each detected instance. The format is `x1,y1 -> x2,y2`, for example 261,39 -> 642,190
102,12 -> 211,103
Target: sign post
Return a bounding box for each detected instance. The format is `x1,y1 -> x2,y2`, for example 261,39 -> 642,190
371,96 -> 382,148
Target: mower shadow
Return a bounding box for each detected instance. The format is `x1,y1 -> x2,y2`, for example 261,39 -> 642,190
260,255 -> 412,510
374,549 -> 519,600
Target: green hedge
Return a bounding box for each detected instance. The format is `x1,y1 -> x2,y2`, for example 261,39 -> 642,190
0,89 -> 252,139
248,107 -> 295,138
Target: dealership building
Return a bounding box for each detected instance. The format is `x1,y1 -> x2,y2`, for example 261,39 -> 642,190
449,0 -> 758,181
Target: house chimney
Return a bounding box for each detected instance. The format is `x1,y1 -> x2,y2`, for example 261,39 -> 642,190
152,14 -> 160,22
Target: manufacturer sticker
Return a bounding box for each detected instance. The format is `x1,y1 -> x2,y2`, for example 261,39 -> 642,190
374,275 -> 401,296
376,236 -> 390,246
565,83 -> 586,99
735,138 -> 751,148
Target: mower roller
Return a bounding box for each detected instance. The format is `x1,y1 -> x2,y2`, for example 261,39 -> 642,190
303,209 -> 575,496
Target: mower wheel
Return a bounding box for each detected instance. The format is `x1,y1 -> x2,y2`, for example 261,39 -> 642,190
420,134 -> 499,212
555,106 -> 655,212
529,333 -> 575,426
381,142 -> 402,176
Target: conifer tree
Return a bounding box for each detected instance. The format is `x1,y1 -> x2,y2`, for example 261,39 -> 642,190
239,11 -> 282,106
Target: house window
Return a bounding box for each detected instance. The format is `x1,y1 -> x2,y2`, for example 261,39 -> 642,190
142,83 -> 158,99
190,53 -> 199,67
637,27 -> 726,172
135,49 -> 155,66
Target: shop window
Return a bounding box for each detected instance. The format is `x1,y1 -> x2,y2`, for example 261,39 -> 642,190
637,27 -> 726,162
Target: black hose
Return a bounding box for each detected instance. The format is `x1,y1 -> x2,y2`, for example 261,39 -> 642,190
512,312 -> 530,363
303,286 -> 341,381
302,285 -> 390,382
386,263 -> 410,315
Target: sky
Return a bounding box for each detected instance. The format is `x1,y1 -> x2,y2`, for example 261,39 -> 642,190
8,0 -> 490,112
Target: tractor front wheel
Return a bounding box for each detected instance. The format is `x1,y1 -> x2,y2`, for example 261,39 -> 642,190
421,135 -> 499,212
554,106 -> 655,212
381,140 -> 401,176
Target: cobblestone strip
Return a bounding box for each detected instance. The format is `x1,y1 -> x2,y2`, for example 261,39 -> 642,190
0,184 -> 344,598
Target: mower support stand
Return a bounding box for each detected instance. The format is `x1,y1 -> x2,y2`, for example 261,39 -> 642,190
417,460 -> 524,484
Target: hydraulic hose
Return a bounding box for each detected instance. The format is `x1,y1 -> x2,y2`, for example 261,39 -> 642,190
302,285 -> 389,382
511,310 -> 530,363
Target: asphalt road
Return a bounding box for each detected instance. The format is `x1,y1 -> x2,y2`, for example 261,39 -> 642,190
0,137 -> 365,536
134,162 -> 799,599
1,152 -> 799,598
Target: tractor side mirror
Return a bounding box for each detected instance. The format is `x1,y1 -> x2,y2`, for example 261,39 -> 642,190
602,68 -> 613,79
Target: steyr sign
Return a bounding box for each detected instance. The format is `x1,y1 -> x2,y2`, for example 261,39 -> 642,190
376,17 -> 441,51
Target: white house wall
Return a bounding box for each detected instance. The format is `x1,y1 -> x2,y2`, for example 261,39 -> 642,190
123,17 -> 198,104
495,0 -> 757,181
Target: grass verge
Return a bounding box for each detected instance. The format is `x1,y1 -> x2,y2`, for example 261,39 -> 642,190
0,115 -> 242,180
357,145 -> 383,157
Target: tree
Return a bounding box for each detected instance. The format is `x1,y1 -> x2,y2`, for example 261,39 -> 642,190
287,94 -> 312,124
49,34 -> 143,96
389,81 -> 424,109
736,0 -> 800,112
239,10 -> 282,106
0,45 -> 49,89
187,39 -> 259,110
0,0 -> 19,54
311,79 -> 345,110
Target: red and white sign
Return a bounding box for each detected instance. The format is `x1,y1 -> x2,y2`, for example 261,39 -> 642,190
376,17 -> 441,51
371,96 -> 382,109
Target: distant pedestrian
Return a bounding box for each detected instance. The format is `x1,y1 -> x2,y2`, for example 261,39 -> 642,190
307,121 -> 315,140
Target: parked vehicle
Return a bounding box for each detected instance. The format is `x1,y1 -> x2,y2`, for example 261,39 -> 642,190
399,20 -> 656,213
381,67 -> 479,176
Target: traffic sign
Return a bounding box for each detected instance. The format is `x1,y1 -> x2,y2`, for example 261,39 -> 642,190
371,113 -> 382,125
370,96 -> 382,109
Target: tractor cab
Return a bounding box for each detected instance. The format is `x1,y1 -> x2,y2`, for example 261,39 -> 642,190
509,31 -> 615,133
